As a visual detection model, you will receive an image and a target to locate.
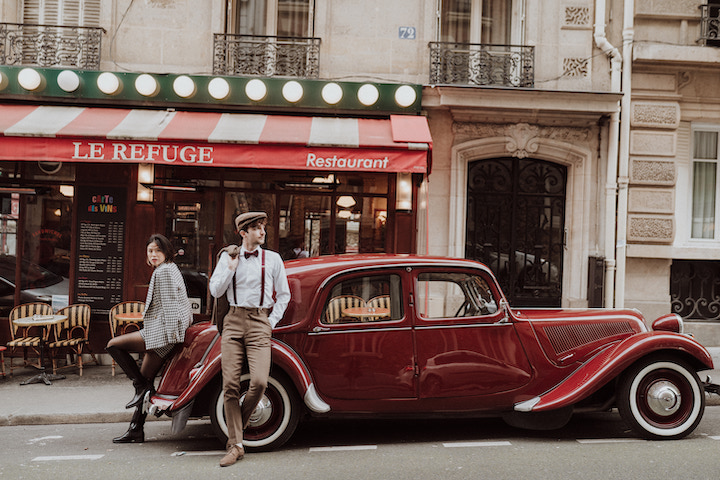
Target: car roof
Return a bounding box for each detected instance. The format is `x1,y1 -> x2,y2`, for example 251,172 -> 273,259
284,254 -> 492,279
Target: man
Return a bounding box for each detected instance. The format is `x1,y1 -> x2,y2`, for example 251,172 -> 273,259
209,211 -> 290,467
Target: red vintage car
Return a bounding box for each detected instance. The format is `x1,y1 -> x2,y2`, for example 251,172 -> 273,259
149,255 -> 716,449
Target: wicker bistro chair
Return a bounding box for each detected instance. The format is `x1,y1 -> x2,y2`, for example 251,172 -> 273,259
6,302 -> 54,376
365,295 -> 392,321
48,304 -> 94,376
108,301 -> 145,376
324,295 -> 365,324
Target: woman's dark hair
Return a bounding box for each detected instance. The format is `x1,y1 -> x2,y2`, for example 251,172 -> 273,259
146,234 -> 175,264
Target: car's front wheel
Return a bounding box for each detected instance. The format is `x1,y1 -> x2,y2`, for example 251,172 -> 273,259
617,356 -> 705,440
209,370 -> 301,451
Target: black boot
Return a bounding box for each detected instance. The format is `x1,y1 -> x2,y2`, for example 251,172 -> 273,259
113,405 -> 146,444
106,345 -> 152,409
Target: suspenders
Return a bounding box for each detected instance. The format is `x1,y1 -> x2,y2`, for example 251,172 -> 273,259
230,249 -> 266,308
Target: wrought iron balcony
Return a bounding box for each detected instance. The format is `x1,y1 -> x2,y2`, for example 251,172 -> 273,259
214,34 -> 321,78
699,4 -> 720,47
429,42 -> 534,88
0,23 -> 103,69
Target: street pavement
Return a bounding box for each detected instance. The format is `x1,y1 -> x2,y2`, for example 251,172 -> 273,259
2,348 -> 720,427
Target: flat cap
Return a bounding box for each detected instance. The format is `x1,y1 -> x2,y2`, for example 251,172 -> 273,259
235,211 -> 267,231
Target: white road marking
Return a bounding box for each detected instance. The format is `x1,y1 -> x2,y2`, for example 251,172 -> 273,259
27,436 -> 63,444
577,438 -> 646,444
443,441 -> 512,448
709,436 -> 720,440
171,451 -> 225,456
310,445 -> 378,452
32,455 -> 104,461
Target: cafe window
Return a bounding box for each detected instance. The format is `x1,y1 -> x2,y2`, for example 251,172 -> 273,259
321,273 -> 403,324
416,271 -> 498,319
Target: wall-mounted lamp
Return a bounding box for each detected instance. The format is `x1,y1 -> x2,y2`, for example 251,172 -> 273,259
59,185 -> 74,197
137,163 -> 155,202
396,172 -> 413,211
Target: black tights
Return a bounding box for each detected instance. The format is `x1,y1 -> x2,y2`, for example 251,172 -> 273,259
106,330 -> 165,380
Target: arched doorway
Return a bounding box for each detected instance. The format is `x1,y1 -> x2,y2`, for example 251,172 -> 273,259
465,157 -> 567,306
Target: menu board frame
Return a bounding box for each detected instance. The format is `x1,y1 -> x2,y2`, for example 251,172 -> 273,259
74,186 -> 127,314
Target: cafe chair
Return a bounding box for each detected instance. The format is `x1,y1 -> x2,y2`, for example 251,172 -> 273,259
366,295 -> 391,310
108,301 -> 145,376
48,304 -> 93,376
6,302 -> 54,376
0,345 -> 6,378
324,295 -> 365,324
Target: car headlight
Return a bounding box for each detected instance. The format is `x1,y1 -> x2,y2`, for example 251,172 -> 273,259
651,313 -> 683,334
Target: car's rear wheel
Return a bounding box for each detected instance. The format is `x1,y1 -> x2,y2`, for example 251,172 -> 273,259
209,370 -> 301,451
617,356 -> 704,440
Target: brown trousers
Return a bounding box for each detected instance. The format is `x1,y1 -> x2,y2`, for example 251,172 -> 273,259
221,306 -> 272,447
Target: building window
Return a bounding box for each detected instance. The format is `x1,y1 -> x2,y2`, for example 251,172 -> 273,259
23,0 -> 101,26
671,260 -> 720,321
691,129 -> 720,239
229,0 -> 313,36
440,0 -> 514,44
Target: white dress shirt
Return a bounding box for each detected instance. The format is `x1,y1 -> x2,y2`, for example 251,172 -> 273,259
209,246 -> 290,328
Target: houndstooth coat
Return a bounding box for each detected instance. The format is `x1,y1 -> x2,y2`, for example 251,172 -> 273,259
141,262 -> 192,351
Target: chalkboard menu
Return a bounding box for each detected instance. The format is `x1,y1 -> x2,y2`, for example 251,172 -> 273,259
75,186 -> 127,313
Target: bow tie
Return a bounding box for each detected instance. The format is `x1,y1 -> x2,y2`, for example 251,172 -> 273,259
244,250 -> 259,259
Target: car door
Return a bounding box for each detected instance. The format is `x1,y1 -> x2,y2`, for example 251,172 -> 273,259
412,267 -> 533,399
301,269 -> 416,400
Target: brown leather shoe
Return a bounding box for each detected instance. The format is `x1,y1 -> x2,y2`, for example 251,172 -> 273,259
220,445 -> 244,467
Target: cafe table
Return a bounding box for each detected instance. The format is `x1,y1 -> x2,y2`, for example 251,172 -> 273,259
342,307 -> 390,321
13,313 -> 68,385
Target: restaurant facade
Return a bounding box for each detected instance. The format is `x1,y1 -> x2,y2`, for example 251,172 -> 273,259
0,67 -> 431,351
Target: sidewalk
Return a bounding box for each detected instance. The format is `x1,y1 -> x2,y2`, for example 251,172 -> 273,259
1,348 -> 720,427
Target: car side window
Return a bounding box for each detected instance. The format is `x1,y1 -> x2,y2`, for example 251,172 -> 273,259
321,274 -> 403,324
416,271 -> 498,319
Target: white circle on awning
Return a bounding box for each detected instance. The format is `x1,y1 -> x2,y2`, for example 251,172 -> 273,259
97,72 -> 122,95
245,79 -> 267,101
358,84 -> 379,106
57,70 -> 80,92
321,83 -> 343,105
282,81 -> 303,103
394,85 -> 417,107
173,76 -> 196,98
135,74 -> 159,97
18,68 -> 43,91
208,77 -> 230,100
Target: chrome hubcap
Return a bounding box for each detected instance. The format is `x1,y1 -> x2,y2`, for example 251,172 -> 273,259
646,380 -> 681,416
247,396 -> 273,427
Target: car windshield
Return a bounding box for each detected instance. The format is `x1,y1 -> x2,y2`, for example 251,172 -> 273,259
0,255 -> 65,289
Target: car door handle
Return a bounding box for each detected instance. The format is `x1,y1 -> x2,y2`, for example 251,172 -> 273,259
313,326 -> 330,333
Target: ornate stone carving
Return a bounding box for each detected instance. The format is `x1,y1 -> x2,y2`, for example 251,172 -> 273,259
504,124 -> 540,158
627,215 -> 674,244
564,7 -> 591,27
453,122 -> 592,156
631,102 -> 680,129
629,159 -> 676,186
563,58 -> 589,78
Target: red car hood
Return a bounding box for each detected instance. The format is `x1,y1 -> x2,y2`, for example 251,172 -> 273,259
513,307 -> 648,366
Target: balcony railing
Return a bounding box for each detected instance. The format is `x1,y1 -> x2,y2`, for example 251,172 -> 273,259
699,4 -> 720,46
429,42 -> 534,88
214,34 -> 321,78
0,22 -> 103,69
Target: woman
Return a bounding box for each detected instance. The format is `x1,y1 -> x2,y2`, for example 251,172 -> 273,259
106,234 -> 193,443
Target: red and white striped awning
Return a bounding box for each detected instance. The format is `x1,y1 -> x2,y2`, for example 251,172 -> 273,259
0,104 -> 432,173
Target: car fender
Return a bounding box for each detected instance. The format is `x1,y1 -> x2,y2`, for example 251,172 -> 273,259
166,336 -> 330,414
272,339 -> 331,414
515,332 -> 713,413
